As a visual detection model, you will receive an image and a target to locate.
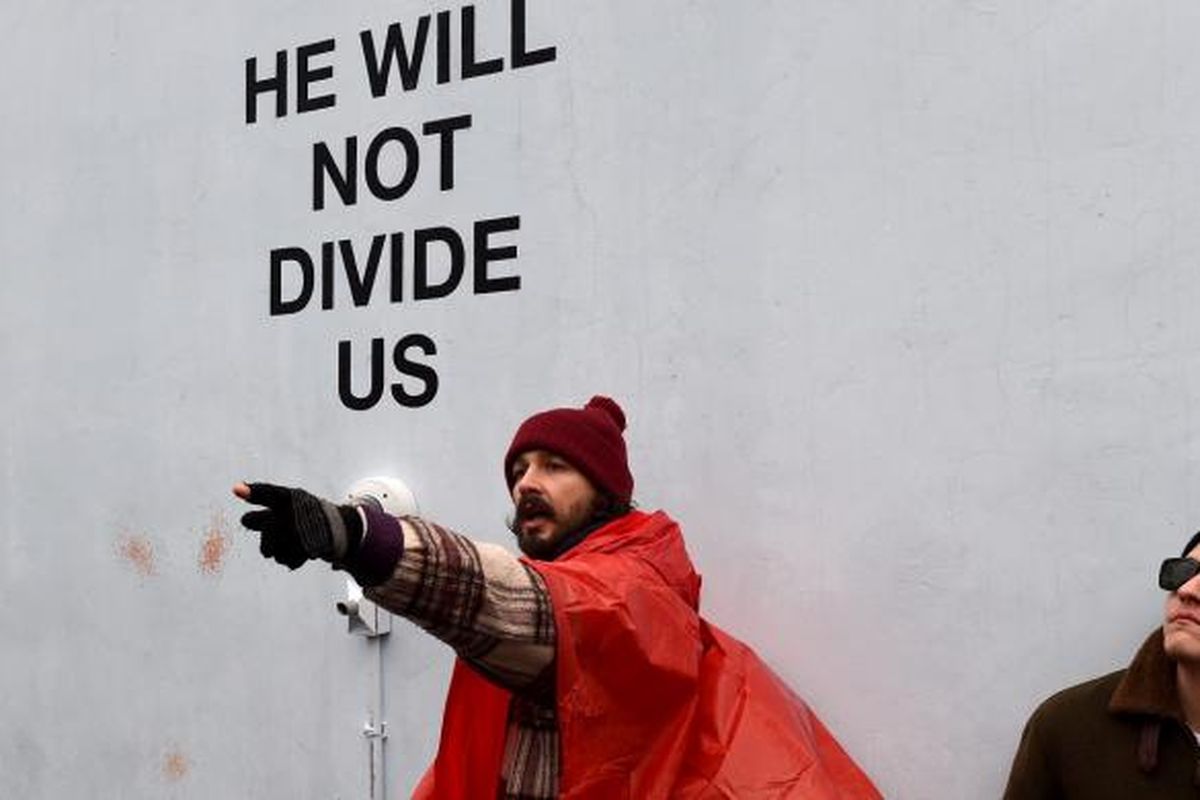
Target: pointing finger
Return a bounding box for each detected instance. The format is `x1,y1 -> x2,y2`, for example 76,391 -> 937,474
241,482 -> 292,508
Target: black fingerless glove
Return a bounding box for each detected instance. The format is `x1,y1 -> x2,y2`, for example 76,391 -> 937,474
238,482 -> 364,569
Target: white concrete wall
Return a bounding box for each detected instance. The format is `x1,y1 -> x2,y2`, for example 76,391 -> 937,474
5,1 -> 1200,797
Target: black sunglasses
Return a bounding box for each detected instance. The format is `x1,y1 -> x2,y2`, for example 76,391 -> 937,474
1160,557 -> 1200,591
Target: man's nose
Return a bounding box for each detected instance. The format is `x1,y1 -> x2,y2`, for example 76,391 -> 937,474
513,468 -> 542,497
1180,574 -> 1200,601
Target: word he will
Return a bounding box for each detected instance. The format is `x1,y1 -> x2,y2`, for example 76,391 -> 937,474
245,0 -> 557,409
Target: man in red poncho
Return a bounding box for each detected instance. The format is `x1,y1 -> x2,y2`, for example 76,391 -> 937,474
234,396 -> 881,799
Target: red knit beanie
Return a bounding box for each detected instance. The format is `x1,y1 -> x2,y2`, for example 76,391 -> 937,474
504,396 -> 634,504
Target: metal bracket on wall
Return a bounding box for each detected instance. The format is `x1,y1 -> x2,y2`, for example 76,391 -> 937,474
364,713 -> 389,800
363,719 -> 389,741
336,579 -> 392,638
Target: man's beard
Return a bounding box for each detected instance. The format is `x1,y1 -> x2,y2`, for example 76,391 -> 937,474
507,493 -> 595,559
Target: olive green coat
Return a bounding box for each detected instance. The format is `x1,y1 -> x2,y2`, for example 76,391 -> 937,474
1003,629 -> 1200,799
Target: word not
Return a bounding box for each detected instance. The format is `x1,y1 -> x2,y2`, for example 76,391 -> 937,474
313,115 -> 472,210
270,216 -> 521,315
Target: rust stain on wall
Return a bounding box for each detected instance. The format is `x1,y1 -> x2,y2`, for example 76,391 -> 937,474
163,748 -> 189,781
199,511 -> 231,576
116,534 -> 156,578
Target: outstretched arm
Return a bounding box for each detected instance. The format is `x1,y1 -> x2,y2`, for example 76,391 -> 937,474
233,481 -> 554,693
357,508 -> 554,692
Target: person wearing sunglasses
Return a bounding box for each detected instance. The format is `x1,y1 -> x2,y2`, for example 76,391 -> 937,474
1003,531 -> 1200,799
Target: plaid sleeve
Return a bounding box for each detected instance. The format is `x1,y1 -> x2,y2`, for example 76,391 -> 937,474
362,516 -> 556,691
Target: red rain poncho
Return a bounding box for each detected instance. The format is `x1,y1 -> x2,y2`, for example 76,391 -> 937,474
414,510 -> 881,799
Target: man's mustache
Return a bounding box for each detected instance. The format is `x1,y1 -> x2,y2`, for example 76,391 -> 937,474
515,494 -> 556,525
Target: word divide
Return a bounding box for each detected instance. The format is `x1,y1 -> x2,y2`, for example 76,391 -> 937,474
269,216 -> 522,316
245,0 -> 557,123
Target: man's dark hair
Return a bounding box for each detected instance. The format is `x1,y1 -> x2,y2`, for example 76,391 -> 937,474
589,492 -> 634,528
